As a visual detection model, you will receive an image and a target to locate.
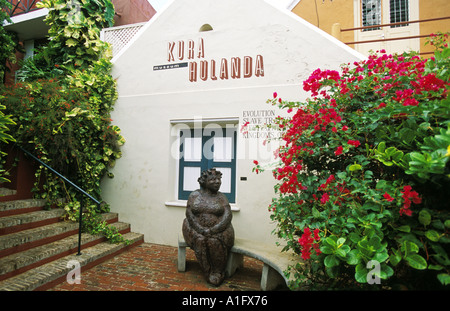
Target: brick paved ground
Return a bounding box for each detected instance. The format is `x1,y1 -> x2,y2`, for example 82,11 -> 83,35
48,243 -> 265,291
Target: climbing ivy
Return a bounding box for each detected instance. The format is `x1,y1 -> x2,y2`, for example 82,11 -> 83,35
38,0 -> 114,68
1,0 -> 127,244
0,0 -> 21,83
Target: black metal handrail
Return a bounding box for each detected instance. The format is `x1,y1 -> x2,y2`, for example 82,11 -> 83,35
17,145 -> 101,256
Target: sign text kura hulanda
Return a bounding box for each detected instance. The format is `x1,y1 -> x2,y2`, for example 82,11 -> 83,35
162,38 -> 264,82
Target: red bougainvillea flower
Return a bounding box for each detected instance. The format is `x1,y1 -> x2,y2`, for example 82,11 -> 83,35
348,140 -> 361,147
334,146 -> 343,156
376,102 -> 387,109
399,185 -> 422,216
313,228 -> 320,241
298,227 -> 321,259
326,174 -> 335,184
320,193 -> 330,204
383,192 -> 394,202
303,68 -> 341,97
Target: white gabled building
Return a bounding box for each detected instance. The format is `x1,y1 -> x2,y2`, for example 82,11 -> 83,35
101,0 -> 364,246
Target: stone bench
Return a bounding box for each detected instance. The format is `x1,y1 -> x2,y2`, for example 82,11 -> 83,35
177,233 -> 299,291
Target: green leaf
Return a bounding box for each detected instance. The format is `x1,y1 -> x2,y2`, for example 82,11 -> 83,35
405,254 -> 427,270
399,127 -> 416,144
381,263 -> 394,279
390,249 -> 402,266
324,236 -> 338,247
396,225 -> 411,233
355,263 -> 368,283
445,220 -> 450,228
349,164 -> 362,171
346,249 -> 360,265
425,230 -> 440,242
348,232 -> 361,244
336,245 -> 351,258
320,245 -> 334,255
324,255 -> 340,268
377,142 -> 386,153
312,207 -> 321,219
401,240 -> 419,255
437,273 -> 450,285
66,38 -> 78,47
419,210 -> 432,226
373,250 -> 389,263
337,237 -> 346,246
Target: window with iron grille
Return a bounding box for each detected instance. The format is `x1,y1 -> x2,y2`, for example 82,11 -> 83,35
362,0 -> 381,31
390,0 -> 409,27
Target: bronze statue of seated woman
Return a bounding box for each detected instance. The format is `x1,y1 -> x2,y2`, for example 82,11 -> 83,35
182,168 -> 235,286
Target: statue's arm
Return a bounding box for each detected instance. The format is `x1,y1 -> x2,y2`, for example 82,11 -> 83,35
186,192 -> 208,235
210,196 -> 232,234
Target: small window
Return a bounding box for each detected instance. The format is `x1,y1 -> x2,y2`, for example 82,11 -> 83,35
178,126 -> 237,203
362,0 -> 381,31
390,0 -> 409,27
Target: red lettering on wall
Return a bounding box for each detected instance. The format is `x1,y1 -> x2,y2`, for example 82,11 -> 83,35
210,60 -> 217,80
200,60 -> 208,81
166,38 -> 265,83
188,56 -> 264,82
244,56 -> 252,78
220,58 -> 228,80
188,40 -> 195,59
198,38 -> 205,59
231,57 -> 241,79
178,41 -> 184,60
255,55 -> 264,77
168,42 -> 175,62
189,62 -> 197,82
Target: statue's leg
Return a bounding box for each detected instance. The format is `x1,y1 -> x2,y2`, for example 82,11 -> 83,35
206,237 -> 228,285
183,221 -> 212,278
194,236 -> 213,278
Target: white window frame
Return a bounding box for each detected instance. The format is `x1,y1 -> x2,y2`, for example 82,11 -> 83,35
165,118 -> 240,210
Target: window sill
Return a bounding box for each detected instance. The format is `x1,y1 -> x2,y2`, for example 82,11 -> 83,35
164,200 -> 240,212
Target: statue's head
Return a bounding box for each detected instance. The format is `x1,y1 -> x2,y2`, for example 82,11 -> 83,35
198,168 -> 222,193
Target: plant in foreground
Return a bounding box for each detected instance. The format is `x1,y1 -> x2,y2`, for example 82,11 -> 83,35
256,34 -> 450,289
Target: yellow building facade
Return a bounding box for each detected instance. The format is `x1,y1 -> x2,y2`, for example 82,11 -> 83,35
292,0 -> 449,56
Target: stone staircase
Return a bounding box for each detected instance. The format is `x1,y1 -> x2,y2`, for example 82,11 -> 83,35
0,189 -> 144,291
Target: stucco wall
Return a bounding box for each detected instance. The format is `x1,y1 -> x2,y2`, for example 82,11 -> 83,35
419,0 -> 450,55
101,0 -> 364,247
291,0 -> 355,48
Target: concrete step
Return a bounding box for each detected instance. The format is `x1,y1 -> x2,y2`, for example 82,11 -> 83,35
0,198 -> 48,217
0,231 -> 144,291
0,194 -> 145,291
0,208 -> 66,235
0,212 -> 119,258
0,221 -> 132,281
0,188 -> 16,197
